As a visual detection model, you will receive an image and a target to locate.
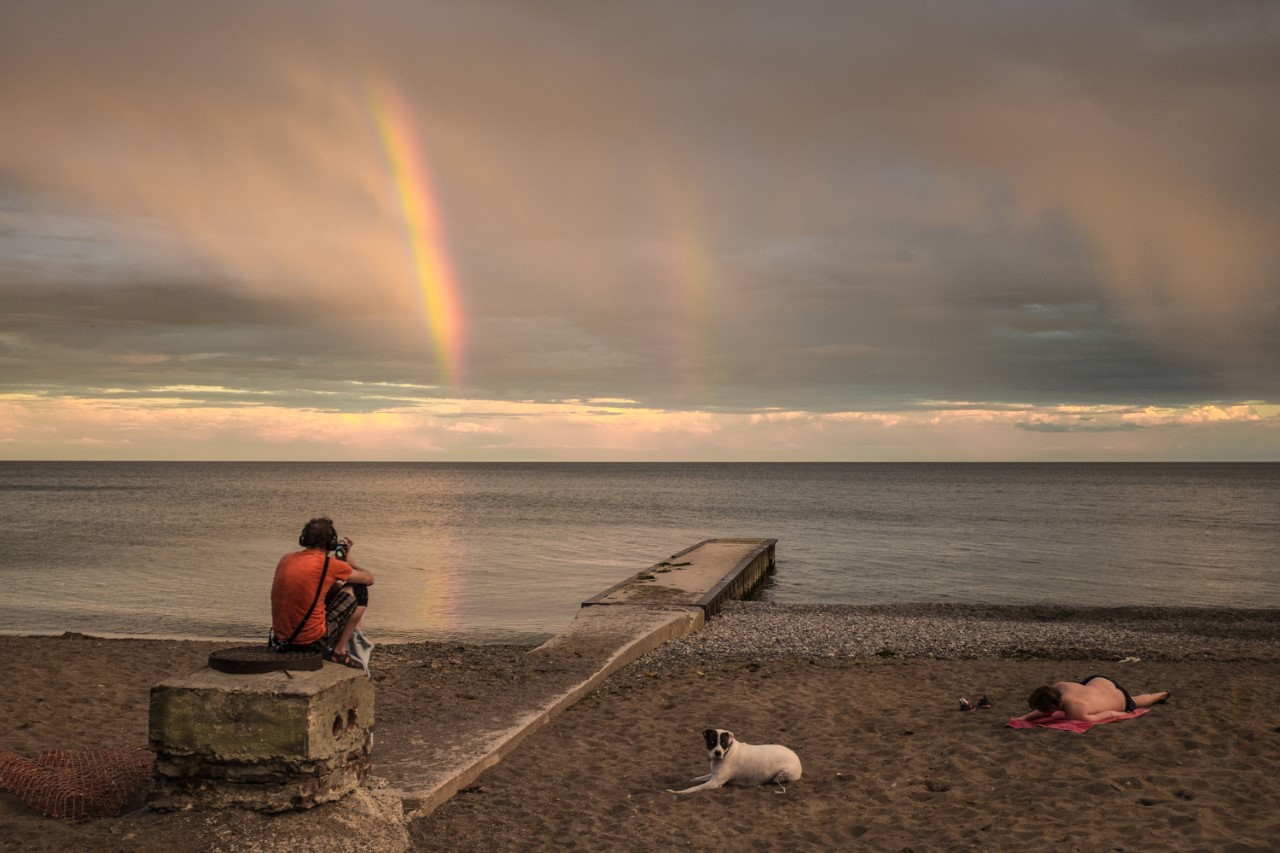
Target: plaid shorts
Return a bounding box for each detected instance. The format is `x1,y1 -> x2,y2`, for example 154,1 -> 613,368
319,588 -> 358,650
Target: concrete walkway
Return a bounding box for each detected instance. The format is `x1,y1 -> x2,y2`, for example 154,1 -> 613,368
377,538 -> 775,819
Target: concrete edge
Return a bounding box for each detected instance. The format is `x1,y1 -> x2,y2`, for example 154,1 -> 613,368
388,605 -> 704,821
694,538 -> 777,616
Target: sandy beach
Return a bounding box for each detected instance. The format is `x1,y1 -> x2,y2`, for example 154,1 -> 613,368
2,604 -> 1278,851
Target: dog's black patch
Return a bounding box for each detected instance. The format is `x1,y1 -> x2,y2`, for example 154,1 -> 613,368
703,729 -> 719,750
719,731 -> 733,752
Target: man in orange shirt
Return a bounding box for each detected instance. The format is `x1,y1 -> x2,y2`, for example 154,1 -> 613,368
270,517 -> 374,667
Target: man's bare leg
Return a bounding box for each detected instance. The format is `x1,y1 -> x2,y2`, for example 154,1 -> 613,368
332,599 -> 365,657
1133,690 -> 1171,707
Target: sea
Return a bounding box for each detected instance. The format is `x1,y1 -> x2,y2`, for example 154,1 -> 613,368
1,462 -> 1276,644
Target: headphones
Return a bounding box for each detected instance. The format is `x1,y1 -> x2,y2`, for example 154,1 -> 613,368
299,522 -> 339,552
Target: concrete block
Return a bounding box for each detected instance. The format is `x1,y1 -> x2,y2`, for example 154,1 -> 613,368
149,663 -> 374,811
150,664 -> 373,762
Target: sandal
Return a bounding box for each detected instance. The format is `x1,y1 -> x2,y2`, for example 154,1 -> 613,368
325,649 -> 362,669
977,695 -> 993,710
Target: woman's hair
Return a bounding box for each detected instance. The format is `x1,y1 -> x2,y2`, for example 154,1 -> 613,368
299,517 -> 337,549
1028,685 -> 1062,713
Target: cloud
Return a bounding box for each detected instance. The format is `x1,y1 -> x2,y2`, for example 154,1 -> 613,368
0,1 -> 1277,458
3,390 -> 1275,461
1016,419 -> 1140,434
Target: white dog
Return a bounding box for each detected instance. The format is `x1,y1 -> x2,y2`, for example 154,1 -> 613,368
668,728 -> 802,794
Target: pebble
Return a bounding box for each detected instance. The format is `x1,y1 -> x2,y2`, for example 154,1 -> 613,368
637,601 -> 1279,671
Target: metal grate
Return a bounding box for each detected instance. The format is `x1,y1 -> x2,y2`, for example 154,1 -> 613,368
208,646 -> 323,674
0,745 -> 153,819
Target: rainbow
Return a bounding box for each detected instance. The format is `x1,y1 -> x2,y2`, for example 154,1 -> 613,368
648,160 -> 715,400
365,79 -> 464,387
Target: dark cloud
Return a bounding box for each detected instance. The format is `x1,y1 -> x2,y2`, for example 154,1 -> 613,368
1,0 -> 1277,428
0,275 -> 453,405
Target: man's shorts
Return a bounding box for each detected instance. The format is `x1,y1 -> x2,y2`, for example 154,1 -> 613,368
320,587 -> 358,650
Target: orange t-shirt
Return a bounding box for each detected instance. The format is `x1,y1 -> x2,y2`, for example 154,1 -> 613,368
271,549 -> 354,646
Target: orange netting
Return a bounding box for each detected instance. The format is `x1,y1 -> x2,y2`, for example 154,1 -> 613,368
0,745 -> 153,819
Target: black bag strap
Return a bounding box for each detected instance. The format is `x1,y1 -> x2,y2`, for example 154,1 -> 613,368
274,553 -> 331,648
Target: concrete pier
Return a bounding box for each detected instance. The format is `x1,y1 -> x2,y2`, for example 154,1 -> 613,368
583,538 -> 776,616
380,537 -> 776,818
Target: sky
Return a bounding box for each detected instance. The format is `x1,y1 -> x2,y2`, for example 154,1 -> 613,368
2,1 -> 1278,461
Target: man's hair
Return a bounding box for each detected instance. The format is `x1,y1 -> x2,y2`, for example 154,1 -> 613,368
299,517 -> 337,549
1028,685 -> 1062,714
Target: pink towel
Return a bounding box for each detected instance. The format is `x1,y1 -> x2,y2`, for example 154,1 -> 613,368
1006,708 -> 1148,733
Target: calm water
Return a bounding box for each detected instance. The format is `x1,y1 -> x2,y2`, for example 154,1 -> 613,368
1,462 -> 1276,643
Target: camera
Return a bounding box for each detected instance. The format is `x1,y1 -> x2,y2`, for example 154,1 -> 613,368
334,542 -> 349,560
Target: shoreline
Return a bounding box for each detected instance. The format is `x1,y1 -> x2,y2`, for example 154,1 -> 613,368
4,600 -> 1277,648
3,602 -> 1278,851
